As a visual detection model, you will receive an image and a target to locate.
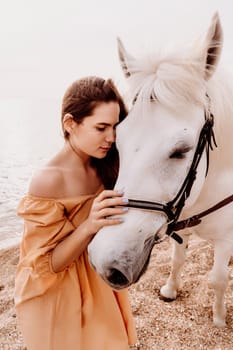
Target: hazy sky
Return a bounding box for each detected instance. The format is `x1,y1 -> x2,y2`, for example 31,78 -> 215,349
1,0 -> 233,99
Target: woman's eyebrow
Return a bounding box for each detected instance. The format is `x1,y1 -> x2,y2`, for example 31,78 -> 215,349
96,122 -> 119,127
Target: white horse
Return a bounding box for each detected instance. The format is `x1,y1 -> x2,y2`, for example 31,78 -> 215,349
88,13 -> 233,327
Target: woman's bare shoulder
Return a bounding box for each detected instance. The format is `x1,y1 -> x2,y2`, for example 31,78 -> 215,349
28,166 -> 65,198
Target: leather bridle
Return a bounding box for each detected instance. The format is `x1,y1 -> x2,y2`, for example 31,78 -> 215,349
123,107 -> 233,245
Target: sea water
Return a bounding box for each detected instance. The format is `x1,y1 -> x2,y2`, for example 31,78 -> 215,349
0,98 -> 63,249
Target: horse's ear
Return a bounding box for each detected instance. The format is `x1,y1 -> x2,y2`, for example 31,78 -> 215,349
117,37 -> 135,78
202,12 -> 223,80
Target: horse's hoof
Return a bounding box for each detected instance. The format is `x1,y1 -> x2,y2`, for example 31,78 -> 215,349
160,285 -> 177,301
213,317 -> 226,328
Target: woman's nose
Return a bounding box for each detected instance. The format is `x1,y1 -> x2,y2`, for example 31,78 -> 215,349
106,129 -> 115,142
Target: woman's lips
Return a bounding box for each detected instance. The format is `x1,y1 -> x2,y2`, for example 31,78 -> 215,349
100,146 -> 111,151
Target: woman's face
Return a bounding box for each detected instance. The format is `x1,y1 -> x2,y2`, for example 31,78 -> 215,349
70,101 -> 120,159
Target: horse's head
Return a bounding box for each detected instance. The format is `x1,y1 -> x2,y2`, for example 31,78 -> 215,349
88,13 -> 223,290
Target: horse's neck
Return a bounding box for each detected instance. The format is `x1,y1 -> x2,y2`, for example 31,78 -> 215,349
207,68 -> 233,169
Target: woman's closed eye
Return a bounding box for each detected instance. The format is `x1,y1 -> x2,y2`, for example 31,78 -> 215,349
96,126 -> 106,132
96,124 -> 118,132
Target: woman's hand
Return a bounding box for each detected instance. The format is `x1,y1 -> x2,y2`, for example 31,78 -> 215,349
51,190 -> 128,272
84,190 -> 128,236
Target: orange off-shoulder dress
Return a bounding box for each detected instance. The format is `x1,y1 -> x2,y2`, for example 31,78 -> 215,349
15,192 -> 137,350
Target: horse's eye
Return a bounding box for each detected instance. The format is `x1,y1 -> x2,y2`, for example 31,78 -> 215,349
169,146 -> 191,159
170,150 -> 185,159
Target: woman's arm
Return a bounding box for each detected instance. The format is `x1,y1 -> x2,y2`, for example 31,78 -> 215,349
28,168 -> 128,273
51,190 -> 128,272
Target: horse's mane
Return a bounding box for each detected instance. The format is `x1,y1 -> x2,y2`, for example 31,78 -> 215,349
126,45 -> 233,160
127,45 -> 206,108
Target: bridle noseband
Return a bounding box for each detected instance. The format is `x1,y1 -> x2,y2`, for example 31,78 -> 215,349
123,105 -> 233,245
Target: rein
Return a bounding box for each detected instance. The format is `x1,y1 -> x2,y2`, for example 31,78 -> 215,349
171,194 -> 233,232
125,106 -> 233,245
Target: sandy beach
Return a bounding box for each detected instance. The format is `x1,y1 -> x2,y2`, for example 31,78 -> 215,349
0,245 -> 25,350
1,236 -> 233,350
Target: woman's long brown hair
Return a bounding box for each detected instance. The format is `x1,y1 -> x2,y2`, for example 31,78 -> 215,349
61,76 -> 127,189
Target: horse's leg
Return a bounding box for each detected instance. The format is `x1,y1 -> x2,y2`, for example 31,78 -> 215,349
208,240 -> 232,327
160,233 -> 190,300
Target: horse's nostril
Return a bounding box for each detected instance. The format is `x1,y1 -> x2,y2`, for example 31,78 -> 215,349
107,268 -> 129,286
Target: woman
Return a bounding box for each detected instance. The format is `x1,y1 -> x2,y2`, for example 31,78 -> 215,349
15,76 -> 137,350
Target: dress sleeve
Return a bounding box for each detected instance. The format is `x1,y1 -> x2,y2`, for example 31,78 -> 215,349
15,196 -> 76,304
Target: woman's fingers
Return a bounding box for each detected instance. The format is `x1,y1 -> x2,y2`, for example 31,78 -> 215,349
95,189 -> 124,202
87,189 -> 128,233
99,206 -> 128,219
94,196 -> 128,211
92,189 -> 128,212
102,217 -> 125,226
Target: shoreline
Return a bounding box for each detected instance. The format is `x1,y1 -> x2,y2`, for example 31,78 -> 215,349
0,238 -> 21,252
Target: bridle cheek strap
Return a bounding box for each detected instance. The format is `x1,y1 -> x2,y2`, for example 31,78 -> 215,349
166,113 -> 216,223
